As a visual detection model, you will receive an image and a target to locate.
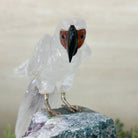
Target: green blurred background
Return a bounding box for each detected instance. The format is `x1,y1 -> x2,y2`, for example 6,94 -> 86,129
0,0 -> 138,137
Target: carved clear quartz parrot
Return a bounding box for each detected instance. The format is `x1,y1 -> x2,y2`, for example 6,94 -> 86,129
15,18 -> 91,138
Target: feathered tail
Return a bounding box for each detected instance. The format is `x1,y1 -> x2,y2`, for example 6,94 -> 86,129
15,81 -> 44,138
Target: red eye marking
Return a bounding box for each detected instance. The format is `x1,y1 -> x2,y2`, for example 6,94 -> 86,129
60,30 -> 67,49
60,29 -> 86,49
77,29 -> 86,48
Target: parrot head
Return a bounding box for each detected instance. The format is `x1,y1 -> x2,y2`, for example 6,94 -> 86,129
58,19 -> 86,63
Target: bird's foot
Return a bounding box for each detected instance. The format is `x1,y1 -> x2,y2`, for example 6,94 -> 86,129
41,108 -> 61,117
62,104 -> 82,113
61,92 -> 82,113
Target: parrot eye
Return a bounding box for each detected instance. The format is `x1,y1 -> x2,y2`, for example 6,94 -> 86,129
61,34 -> 65,39
81,34 -> 84,39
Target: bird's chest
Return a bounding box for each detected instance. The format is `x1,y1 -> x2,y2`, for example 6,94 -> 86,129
47,54 -> 76,78
45,46 -> 80,82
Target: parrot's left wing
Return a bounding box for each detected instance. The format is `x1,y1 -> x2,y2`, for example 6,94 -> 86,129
79,43 -> 92,63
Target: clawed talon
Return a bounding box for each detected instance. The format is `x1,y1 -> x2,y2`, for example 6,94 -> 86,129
62,104 -> 82,112
72,105 -> 82,112
61,92 -> 82,113
42,108 -> 61,117
47,109 -> 61,117
43,92 -> 82,117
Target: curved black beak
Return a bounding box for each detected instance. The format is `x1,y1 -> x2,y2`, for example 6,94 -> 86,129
66,25 -> 78,63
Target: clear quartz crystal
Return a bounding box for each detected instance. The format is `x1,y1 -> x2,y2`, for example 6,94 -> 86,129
15,18 -> 92,138
15,18 -> 91,94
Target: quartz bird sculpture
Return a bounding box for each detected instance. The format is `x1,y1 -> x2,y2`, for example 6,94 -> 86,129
15,18 -> 91,138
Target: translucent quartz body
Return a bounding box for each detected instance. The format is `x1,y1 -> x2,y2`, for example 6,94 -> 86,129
16,18 -> 91,94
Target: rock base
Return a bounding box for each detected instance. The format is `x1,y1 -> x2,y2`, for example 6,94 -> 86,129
23,107 -> 116,138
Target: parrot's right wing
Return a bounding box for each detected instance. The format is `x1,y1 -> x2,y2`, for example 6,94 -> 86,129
15,34 -> 52,79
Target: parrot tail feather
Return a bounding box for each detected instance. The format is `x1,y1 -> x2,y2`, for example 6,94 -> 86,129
15,82 -> 44,138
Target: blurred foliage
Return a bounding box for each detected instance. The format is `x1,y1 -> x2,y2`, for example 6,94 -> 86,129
3,124 -> 15,138
115,119 -> 138,138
